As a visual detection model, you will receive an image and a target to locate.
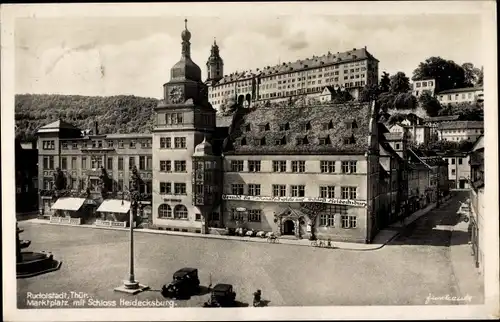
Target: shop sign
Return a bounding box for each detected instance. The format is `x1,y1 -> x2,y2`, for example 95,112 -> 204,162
221,195 -> 367,207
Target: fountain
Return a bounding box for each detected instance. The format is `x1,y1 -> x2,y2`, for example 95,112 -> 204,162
16,223 -> 62,278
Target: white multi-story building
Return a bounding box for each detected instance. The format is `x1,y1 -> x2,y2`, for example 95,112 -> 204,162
412,79 -> 436,97
437,121 -> 484,142
437,87 -> 484,105
205,44 -> 379,111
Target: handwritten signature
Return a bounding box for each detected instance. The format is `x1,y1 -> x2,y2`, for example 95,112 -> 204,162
425,293 -> 473,304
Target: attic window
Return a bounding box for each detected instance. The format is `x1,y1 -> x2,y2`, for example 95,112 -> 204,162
352,55 -> 357,59
343,135 -> 356,145
299,121 -> 311,131
275,136 -> 287,145
344,120 -> 357,129
240,137 -> 247,146
258,123 -> 270,132
296,136 -> 309,145
321,120 -> 333,130
304,64 -> 308,68
319,136 -> 331,145
279,122 -> 290,131
244,124 -> 251,132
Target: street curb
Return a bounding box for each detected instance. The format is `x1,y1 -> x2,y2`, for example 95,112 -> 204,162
23,198 -> 452,252
24,219 -> 384,251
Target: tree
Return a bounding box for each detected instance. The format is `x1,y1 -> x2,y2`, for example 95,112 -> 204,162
333,89 -> 353,104
412,56 -> 467,92
299,202 -> 327,240
358,84 -> 380,102
379,72 -> 391,93
219,95 -> 236,116
393,92 -> 417,110
389,72 -> 411,93
419,92 -> 442,117
99,167 -> 113,200
476,66 -> 484,87
461,62 -> 482,87
52,168 -> 67,199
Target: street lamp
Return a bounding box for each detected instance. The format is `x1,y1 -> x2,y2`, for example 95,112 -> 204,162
114,188 -> 149,294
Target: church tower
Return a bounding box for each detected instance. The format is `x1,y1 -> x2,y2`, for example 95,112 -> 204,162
205,39 -> 224,86
152,19 -> 218,233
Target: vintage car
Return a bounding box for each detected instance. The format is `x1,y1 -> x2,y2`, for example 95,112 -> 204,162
203,283 -> 237,307
161,267 -> 200,298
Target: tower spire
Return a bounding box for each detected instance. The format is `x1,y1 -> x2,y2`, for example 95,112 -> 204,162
185,18 -> 188,30
181,18 -> 192,58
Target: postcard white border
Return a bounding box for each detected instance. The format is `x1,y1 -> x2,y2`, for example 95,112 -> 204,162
2,1 -> 498,321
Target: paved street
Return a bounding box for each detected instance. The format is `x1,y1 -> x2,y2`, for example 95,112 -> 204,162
17,192 -> 483,308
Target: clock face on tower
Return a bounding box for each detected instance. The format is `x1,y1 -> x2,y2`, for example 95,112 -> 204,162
169,86 -> 184,104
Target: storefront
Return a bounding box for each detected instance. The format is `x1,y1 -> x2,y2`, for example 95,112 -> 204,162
222,195 -> 368,242
95,199 -> 132,228
50,197 -> 93,225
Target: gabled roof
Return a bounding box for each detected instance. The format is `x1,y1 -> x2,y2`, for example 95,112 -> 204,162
37,119 -> 81,133
215,47 -> 377,85
471,134 -> 484,152
437,121 -> 484,130
321,86 -> 336,95
437,87 -> 483,95
224,102 -> 373,155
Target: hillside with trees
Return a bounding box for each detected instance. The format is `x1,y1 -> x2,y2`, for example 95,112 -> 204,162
15,94 -> 158,142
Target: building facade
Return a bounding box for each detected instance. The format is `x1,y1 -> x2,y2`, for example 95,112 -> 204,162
437,121 -> 484,142
206,45 -> 379,111
36,120 -> 153,216
437,87 -> 484,106
469,135 -> 484,274
389,123 -> 431,145
412,79 -> 436,98
441,153 -> 471,189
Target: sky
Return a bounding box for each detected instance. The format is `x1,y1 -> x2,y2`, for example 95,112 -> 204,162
14,6 -> 485,99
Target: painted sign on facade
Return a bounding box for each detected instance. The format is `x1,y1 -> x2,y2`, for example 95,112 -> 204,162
221,195 -> 367,207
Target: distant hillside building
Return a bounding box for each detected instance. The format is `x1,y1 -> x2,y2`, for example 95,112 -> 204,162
437,121 -> 484,142
437,87 -> 484,106
205,44 -> 379,110
411,79 -> 436,98
423,115 -> 461,137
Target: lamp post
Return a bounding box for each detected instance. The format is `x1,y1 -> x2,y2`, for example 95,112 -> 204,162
114,186 -> 149,294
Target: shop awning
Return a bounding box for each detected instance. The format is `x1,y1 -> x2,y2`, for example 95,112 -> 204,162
51,197 -> 86,211
97,199 -> 131,214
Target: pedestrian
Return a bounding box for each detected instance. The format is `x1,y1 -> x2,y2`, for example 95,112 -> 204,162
253,289 -> 262,307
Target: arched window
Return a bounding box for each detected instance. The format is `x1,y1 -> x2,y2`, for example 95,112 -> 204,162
174,205 -> 188,219
158,204 -> 172,218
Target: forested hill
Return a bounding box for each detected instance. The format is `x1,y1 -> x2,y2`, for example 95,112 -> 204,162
15,94 -> 158,142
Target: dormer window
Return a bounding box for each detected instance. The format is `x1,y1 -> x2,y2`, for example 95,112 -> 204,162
275,136 -> 287,145
239,137 -> 247,146
343,135 -> 356,145
279,122 -> 290,131
299,121 -> 311,131
344,120 -> 357,129
296,136 -> 309,145
258,123 -> 270,132
319,136 -> 331,145
256,137 -> 266,146
321,120 -> 333,130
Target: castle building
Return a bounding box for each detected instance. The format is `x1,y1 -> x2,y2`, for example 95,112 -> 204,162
205,45 -> 379,110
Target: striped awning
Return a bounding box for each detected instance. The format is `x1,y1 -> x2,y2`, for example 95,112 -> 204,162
97,199 -> 131,214
51,197 -> 86,211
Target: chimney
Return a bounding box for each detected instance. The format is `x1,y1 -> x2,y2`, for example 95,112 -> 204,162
94,121 -> 98,135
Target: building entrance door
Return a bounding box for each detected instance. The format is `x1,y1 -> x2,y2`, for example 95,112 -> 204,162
283,220 -> 295,235
459,180 -> 466,189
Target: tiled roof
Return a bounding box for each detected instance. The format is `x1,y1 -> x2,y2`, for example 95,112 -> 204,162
223,102 -> 373,155
216,47 -> 377,85
437,87 -> 483,95
104,133 -> 152,139
37,119 -> 81,133
469,150 -> 484,166
423,115 -> 460,122
437,121 -> 484,130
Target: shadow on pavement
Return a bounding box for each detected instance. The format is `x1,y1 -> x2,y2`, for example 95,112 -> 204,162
232,300 -> 249,307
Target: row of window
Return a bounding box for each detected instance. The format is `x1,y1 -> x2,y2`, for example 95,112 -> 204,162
230,209 -> 262,222
159,137 -> 187,149
442,129 -> 483,134
58,139 -> 152,150
446,157 -> 466,165
230,184 -> 358,199
42,177 -> 152,193
159,182 -> 187,195
42,140 -> 55,150
230,160 -> 357,174
158,204 -> 188,219
438,92 -> 477,101
415,81 -> 434,88
159,160 -> 186,172
242,120 -> 356,133
49,156 -> 153,171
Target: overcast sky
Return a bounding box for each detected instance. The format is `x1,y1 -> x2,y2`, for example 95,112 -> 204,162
14,4 -> 484,99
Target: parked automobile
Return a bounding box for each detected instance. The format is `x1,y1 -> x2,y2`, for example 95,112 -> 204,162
203,284 -> 236,307
245,229 -> 256,237
161,267 -> 200,299
256,231 -> 266,238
